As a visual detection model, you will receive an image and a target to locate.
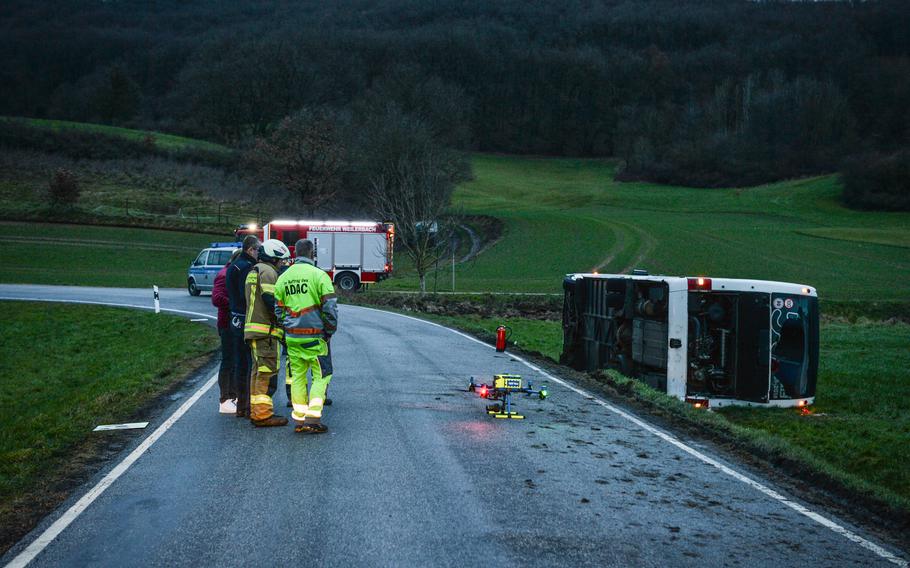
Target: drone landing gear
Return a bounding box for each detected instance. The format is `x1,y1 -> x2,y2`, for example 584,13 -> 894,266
486,393 -> 524,419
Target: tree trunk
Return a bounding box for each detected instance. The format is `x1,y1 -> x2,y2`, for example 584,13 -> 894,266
419,273 -> 427,293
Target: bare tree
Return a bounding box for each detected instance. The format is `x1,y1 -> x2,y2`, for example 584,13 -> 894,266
245,108 -> 345,216
368,141 -> 466,292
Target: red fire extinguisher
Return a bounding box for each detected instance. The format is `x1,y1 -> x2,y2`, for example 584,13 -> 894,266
495,325 -> 511,352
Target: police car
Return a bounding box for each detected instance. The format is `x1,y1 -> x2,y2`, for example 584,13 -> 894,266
187,243 -> 240,296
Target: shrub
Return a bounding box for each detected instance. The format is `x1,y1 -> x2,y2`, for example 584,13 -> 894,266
842,149 -> 910,211
48,168 -> 80,206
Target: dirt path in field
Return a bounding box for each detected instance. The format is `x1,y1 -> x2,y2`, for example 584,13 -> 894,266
591,222 -> 625,272
617,221 -> 656,273
457,224 -> 482,263
589,218 -> 656,274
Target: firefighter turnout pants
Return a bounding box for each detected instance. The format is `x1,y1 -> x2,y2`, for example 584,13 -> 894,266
248,336 -> 282,422
288,338 -> 333,423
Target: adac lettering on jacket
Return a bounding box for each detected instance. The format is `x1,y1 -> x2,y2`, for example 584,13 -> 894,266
283,279 -> 309,296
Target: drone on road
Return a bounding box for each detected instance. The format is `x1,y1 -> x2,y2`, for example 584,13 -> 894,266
468,374 -> 548,419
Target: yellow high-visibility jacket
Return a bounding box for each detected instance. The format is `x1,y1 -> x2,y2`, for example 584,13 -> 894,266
274,257 -> 337,342
244,262 -> 283,340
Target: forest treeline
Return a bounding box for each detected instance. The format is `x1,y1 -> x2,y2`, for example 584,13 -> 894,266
1,0 -> 908,206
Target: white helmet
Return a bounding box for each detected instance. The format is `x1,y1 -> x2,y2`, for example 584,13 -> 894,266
258,239 -> 290,262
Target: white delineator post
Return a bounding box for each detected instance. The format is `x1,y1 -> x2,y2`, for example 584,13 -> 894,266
153,285 -> 160,314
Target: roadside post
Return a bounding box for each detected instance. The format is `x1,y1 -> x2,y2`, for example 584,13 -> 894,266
153,285 -> 160,314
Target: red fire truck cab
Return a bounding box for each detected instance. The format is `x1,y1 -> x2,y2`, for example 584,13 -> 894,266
235,220 -> 394,291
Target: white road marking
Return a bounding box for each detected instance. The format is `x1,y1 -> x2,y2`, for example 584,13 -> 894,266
352,305 -> 908,567
190,318 -> 209,322
0,296 -> 216,321
4,373 -> 219,568
92,422 -> 149,432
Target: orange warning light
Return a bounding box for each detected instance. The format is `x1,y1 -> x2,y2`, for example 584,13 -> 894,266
687,277 -> 713,290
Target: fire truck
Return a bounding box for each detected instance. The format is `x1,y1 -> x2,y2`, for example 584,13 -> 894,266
235,220 -> 394,291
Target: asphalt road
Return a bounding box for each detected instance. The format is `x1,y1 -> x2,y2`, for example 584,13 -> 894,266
0,284 -> 905,567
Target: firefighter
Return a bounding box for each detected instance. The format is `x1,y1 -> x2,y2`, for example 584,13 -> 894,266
274,239 -> 338,434
244,238 -> 291,427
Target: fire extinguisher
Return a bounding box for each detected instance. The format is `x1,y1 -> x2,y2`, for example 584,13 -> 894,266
495,325 -> 512,352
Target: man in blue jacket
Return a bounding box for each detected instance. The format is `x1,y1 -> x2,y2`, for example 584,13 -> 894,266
226,235 -> 259,417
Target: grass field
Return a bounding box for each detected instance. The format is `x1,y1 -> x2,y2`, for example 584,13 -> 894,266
419,312 -> 910,511
383,155 -> 910,301
0,116 -> 231,155
0,222 -> 219,288
0,302 -> 217,539
797,227 -> 910,249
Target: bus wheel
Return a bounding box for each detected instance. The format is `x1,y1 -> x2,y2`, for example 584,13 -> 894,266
335,271 -> 360,292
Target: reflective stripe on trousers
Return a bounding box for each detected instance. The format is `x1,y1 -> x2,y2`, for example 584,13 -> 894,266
287,338 -> 332,423
248,337 -> 281,422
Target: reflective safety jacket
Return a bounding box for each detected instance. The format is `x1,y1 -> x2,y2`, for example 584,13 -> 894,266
244,262 -> 283,340
274,257 -> 338,342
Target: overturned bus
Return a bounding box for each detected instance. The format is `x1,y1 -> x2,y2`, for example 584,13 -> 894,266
561,273 -> 819,408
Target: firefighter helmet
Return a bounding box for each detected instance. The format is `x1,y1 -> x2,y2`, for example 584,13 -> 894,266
258,239 -> 290,263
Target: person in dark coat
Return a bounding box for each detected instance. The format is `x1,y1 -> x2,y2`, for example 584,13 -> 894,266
212,248 -> 242,413
226,235 -> 260,417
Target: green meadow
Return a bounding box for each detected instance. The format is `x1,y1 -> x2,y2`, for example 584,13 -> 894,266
385,155 -> 909,301
0,116 -> 231,154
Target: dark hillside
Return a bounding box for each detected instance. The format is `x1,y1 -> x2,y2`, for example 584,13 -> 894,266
1,0 -> 908,195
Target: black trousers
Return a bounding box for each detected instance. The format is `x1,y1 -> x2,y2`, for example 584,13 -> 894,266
231,324 -> 252,413
217,328 -> 237,402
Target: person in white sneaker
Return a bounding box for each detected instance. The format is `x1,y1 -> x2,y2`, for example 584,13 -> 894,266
213,249 -> 242,413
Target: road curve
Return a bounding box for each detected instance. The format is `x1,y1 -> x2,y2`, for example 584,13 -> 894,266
0,284 -> 905,567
